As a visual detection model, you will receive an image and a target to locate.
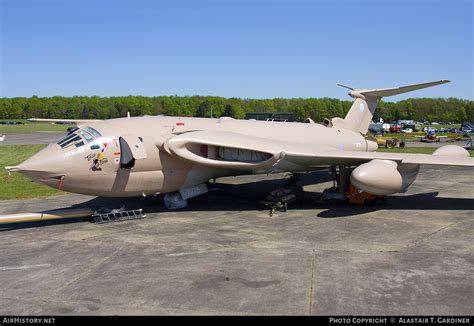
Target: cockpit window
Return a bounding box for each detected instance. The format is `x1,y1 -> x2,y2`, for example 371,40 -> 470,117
78,130 -> 94,142
58,134 -> 81,148
57,126 -> 103,149
85,127 -> 102,139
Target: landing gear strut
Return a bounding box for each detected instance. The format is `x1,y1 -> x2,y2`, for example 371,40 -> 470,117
323,165 -> 387,206
261,174 -> 304,216
322,166 -> 353,205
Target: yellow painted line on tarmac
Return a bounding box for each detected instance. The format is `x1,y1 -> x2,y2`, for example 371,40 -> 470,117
0,209 -> 93,224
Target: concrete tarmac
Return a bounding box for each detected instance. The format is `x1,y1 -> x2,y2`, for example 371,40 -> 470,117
0,167 -> 473,315
0,132 -> 65,145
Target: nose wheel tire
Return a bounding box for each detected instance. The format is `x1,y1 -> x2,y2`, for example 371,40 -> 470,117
163,192 -> 188,210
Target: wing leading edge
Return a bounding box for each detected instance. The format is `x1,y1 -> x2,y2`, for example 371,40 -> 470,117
162,131 -> 474,170
285,149 -> 474,168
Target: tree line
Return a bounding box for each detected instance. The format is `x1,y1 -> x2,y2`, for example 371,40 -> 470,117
0,96 -> 472,123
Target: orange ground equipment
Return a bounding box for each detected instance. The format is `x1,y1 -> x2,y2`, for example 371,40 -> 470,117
345,183 -> 386,206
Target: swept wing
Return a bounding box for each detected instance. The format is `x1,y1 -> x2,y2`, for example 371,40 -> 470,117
162,131 -> 474,170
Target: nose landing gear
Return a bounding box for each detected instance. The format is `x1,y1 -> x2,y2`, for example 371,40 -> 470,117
163,183 -> 209,210
163,192 -> 188,210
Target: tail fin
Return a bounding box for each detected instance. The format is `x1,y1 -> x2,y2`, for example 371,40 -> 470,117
331,80 -> 450,134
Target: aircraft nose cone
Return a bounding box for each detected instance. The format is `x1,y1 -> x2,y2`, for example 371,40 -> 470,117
16,144 -> 66,184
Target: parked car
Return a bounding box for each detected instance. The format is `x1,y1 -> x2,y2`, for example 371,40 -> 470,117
389,125 -> 401,133
368,123 -> 385,135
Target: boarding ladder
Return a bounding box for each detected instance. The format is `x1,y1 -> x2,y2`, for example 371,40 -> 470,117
91,208 -> 146,224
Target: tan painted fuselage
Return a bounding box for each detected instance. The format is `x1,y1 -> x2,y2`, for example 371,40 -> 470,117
18,116 -> 375,197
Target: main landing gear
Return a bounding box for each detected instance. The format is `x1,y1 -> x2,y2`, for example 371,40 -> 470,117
261,174 -> 304,216
322,166 -> 387,206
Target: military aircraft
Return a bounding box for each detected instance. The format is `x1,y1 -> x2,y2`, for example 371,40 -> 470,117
5,80 -> 474,208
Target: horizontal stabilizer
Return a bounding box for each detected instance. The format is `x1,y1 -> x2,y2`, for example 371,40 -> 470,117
357,80 -> 450,98
338,79 -> 450,134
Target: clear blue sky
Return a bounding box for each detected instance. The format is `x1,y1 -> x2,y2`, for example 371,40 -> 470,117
1,0 -> 472,101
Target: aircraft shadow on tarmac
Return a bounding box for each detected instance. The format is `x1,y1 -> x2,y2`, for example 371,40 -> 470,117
1,171 -> 473,231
